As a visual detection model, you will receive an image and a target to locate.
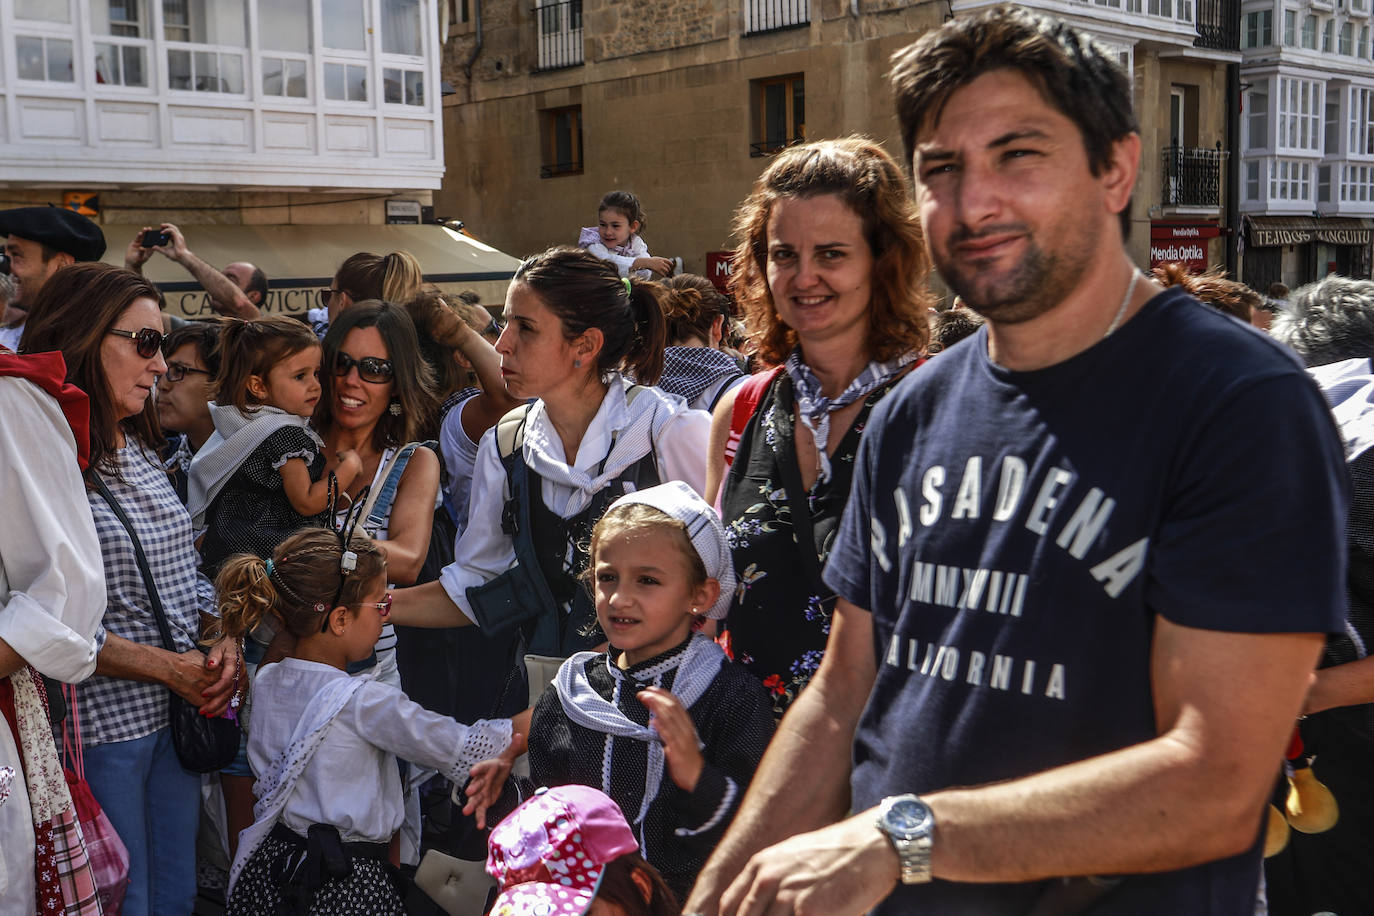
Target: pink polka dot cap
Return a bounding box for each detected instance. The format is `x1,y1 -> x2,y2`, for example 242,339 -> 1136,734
486,785 -> 640,916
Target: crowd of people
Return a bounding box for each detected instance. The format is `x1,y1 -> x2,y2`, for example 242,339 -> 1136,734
3,7 -> 1374,916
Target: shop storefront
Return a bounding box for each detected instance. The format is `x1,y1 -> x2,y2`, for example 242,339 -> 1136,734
1149,222 -> 1224,274
1243,216 -> 1374,292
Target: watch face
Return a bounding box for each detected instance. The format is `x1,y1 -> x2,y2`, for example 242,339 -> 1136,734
886,798 -> 933,837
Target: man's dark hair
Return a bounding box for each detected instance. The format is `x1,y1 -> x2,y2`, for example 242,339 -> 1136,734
928,306 -> 985,354
245,266 -> 268,305
162,320 -> 224,377
889,5 -> 1138,240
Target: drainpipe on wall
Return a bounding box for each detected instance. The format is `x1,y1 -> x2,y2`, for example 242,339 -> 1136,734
464,0 -> 484,84
1225,61 -> 1241,278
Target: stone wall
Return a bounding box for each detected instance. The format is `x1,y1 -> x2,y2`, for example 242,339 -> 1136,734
595,0 -> 725,60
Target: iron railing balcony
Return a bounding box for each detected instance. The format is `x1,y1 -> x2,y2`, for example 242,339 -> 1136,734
1194,0 -> 1240,50
745,0 -> 809,35
1162,145 -> 1228,208
535,0 -> 583,71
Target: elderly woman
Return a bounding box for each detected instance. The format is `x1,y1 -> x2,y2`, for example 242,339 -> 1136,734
21,262 -> 237,916
706,137 -> 931,718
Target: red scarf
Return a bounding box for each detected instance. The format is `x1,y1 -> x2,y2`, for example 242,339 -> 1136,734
0,349 -> 91,470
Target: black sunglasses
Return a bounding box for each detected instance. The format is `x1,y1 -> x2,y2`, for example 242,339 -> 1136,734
334,351 -> 394,384
163,361 -> 211,383
108,327 -> 164,359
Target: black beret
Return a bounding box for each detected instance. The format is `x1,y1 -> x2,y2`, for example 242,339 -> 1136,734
0,206 -> 106,262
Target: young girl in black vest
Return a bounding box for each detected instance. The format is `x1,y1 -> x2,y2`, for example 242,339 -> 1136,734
466,482 -> 774,902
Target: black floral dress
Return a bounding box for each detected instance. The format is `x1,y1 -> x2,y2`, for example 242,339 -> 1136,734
721,373 -> 903,717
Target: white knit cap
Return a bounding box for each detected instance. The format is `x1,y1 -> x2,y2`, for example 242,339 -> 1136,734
603,481 -> 736,619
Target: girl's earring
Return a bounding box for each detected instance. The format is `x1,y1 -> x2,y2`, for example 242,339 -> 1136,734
573,359 -> 582,369
389,400 -> 402,416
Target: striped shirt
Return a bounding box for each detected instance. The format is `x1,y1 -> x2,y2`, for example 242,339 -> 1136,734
78,442 -> 211,747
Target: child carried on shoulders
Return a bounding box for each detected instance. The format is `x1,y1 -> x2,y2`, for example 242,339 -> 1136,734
578,190 -> 674,280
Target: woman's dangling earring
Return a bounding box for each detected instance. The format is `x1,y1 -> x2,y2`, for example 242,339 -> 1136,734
389,400 -> 402,416
573,359 -> 582,369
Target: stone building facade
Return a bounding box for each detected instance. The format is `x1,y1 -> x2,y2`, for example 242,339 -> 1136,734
437,0 -> 1243,282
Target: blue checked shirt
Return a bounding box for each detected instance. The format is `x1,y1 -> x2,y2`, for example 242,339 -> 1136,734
77,442 -> 212,747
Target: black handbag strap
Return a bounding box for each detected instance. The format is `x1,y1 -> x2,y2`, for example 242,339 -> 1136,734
93,476 -> 178,654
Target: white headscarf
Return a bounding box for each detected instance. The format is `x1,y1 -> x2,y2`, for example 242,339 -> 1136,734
603,480 -> 735,619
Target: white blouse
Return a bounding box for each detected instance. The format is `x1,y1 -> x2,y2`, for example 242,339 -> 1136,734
247,657 -> 510,843
438,378 -> 710,623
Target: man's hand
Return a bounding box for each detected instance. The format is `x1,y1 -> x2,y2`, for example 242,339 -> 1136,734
718,814 -> 899,916
164,647 -> 219,706
154,222 -> 192,263
639,686 -> 704,792
124,228 -> 155,273
199,635 -> 240,717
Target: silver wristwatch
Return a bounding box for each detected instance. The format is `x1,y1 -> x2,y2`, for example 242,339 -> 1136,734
876,794 -> 935,884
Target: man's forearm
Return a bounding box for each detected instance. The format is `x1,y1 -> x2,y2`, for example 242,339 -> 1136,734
95,632 -> 173,684
174,250 -> 258,319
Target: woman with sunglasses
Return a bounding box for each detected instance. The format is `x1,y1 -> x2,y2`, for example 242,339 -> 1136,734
21,263 -> 239,916
311,300 -> 441,691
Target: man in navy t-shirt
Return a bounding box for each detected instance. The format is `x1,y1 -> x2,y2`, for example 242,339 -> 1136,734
686,9 -> 1348,916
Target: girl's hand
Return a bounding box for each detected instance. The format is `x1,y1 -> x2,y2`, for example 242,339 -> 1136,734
462,732 -> 523,829
632,256 -> 674,276
334,449 -> 364,487
198,635 -> 241,718
638,686 -> 704,792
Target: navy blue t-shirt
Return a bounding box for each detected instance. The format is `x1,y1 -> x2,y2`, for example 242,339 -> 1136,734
824,288 -> 1349,915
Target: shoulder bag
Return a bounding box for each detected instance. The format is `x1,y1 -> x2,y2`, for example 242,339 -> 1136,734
93,477 -> 241,773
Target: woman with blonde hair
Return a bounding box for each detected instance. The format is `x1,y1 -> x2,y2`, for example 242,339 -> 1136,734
308,250 -> 424,339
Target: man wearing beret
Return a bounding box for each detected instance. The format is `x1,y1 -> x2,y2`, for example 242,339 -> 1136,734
0,207 -> 107,352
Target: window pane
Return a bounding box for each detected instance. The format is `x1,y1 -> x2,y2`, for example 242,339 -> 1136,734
92,0 -> 144,35
347,64 -> 368,101
164,0 -> 245,45
554,111 -> 575,166
263,56 -> 284,95
219,53 -> 243,93
194,50 -> 218,89
47,39 -> 74,82
382,0 -> 423,55
15,0 -> 69,22
17,37 -> 46,80
95,42 -> 119,83
324,62 -> 347,99
168,48 -> 191,88
405,70 -> 423,105
286,59 -> 307,97
323,0 -> 367,50
123,45 -> 146,85
792,78 -> 804,140
384,67 -> 404,103
260,3 -> 310,52
764,82 -> 785,147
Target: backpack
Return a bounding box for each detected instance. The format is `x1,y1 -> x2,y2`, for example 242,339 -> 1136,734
465,387 -> 657,657
722,366 -> 783,470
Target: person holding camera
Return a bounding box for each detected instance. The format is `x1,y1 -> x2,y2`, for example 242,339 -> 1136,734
0,206 -> 107,352
124,223 -> 262,320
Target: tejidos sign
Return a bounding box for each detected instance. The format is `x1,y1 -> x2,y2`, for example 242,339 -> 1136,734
1248,217 -> 1374,248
